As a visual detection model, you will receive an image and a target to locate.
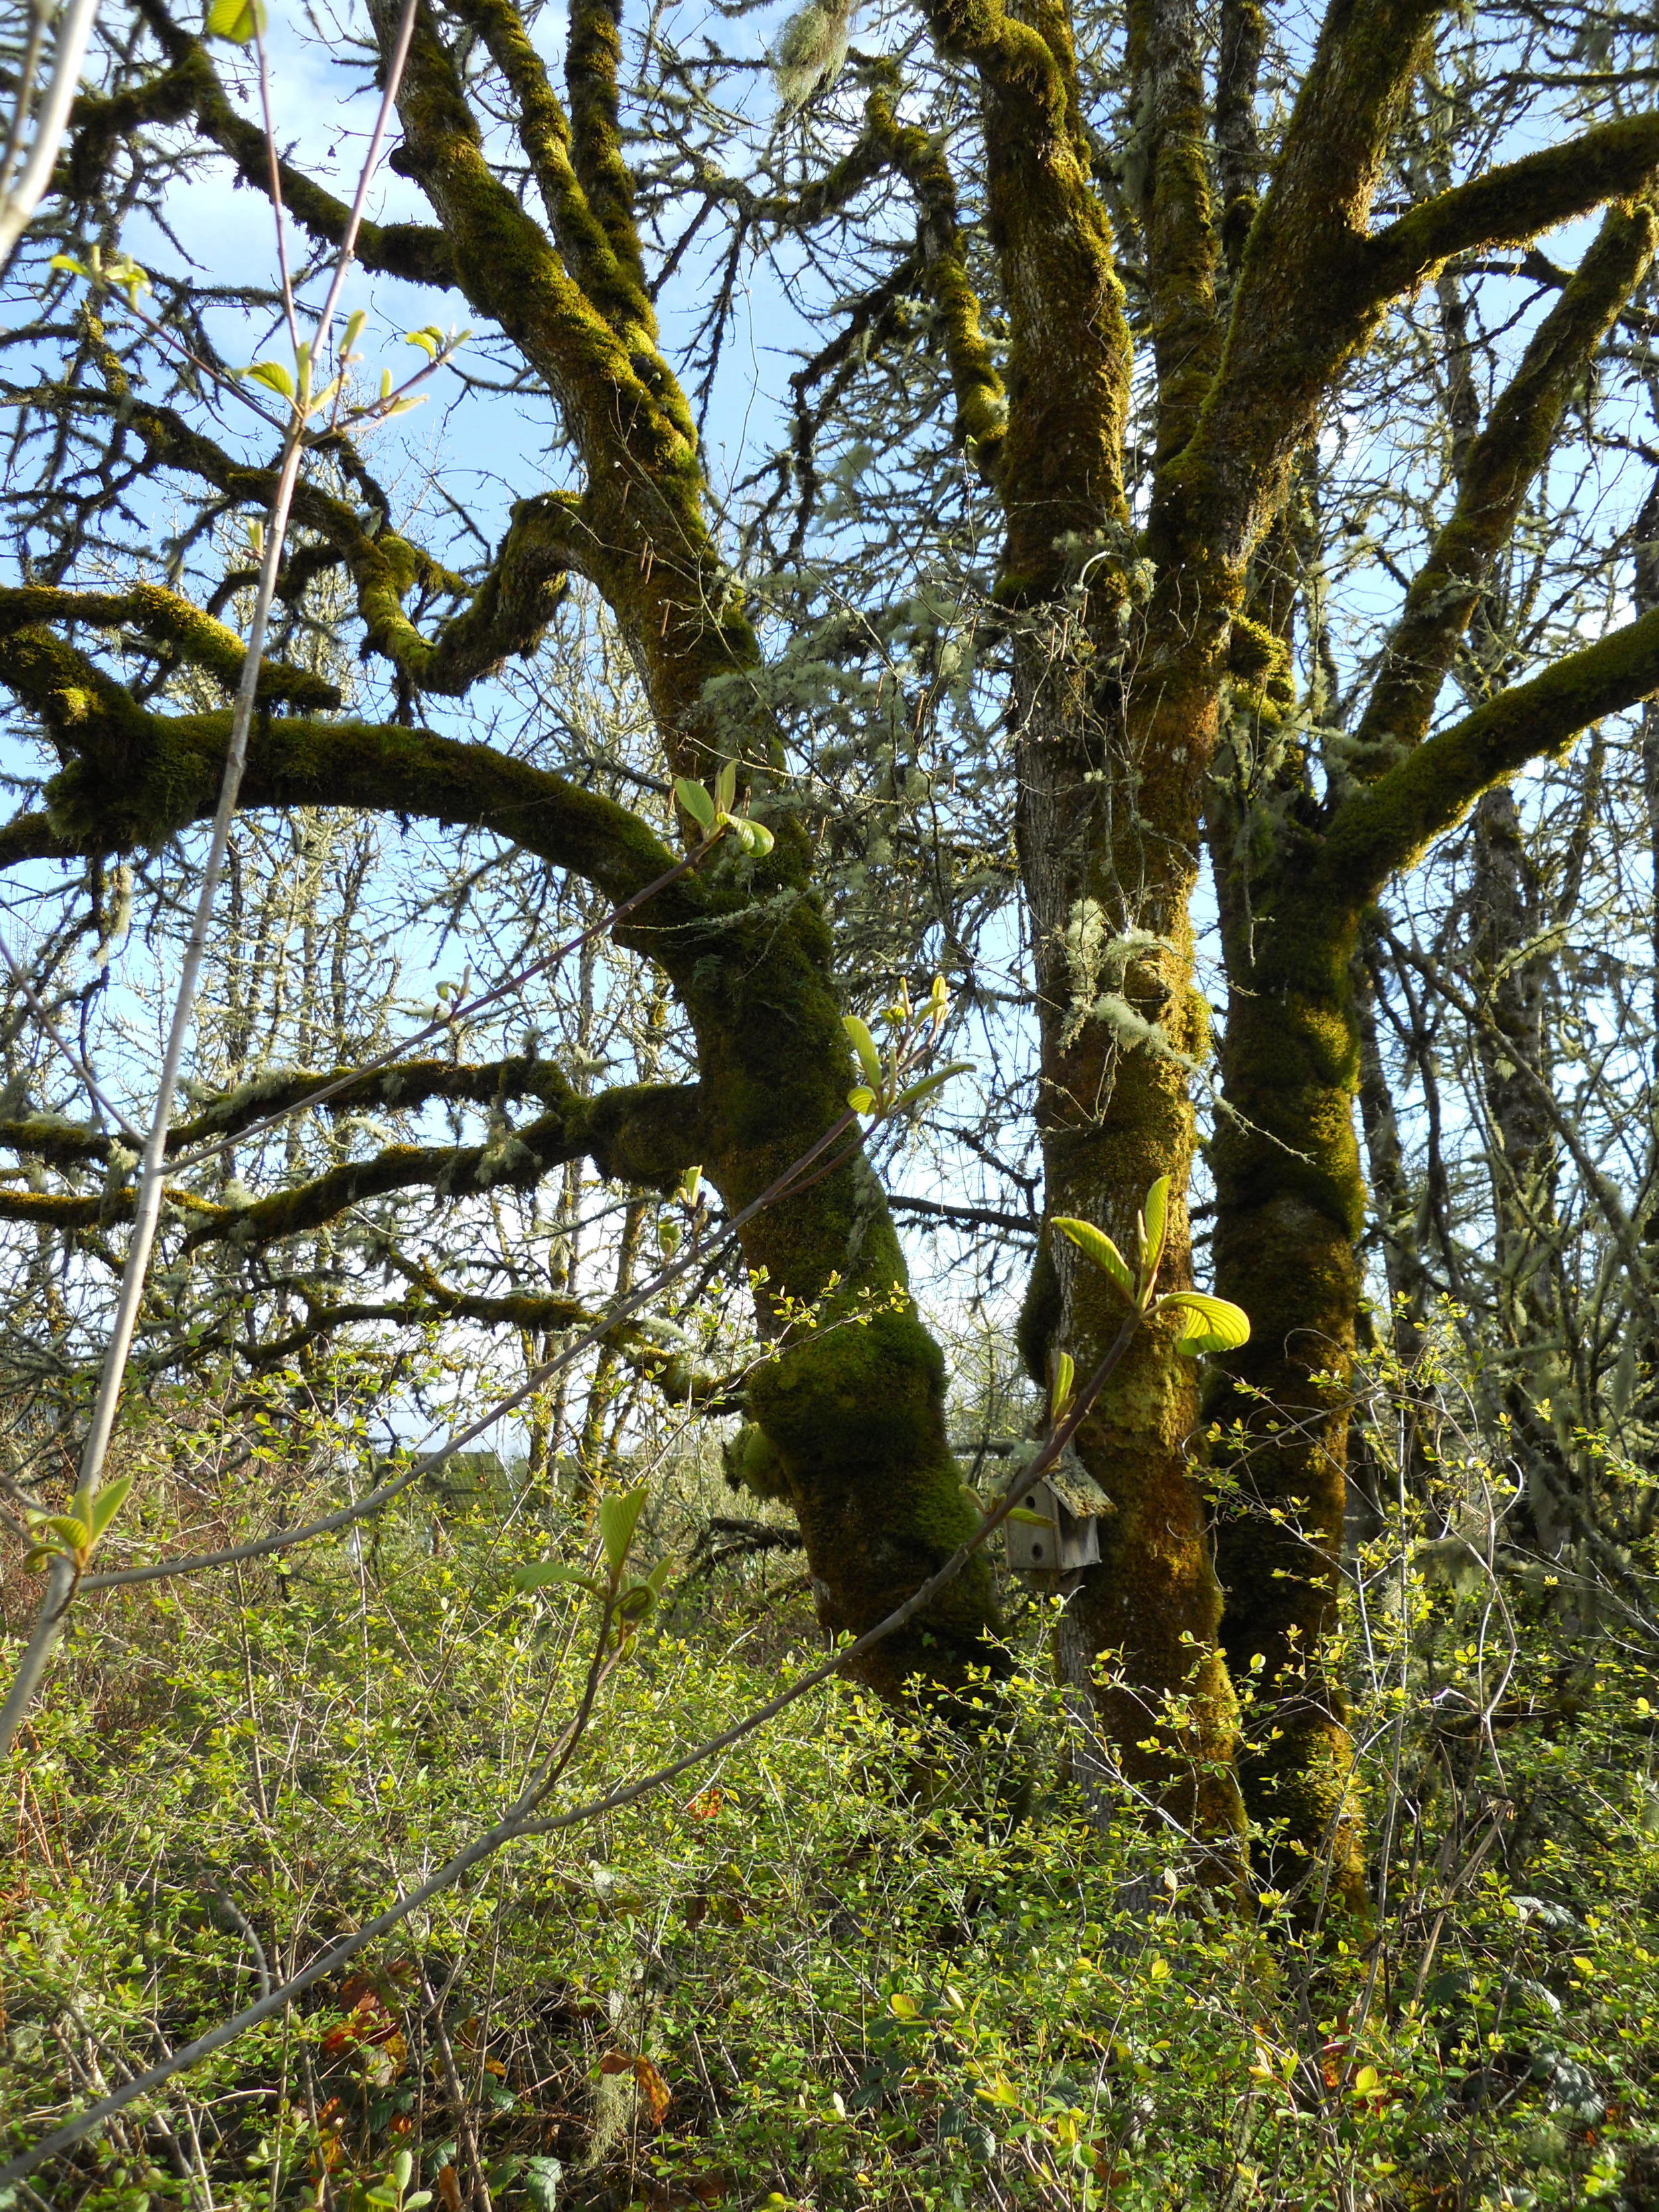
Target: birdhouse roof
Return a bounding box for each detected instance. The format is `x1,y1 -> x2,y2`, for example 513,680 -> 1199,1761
1045,1451 -> 1114,1520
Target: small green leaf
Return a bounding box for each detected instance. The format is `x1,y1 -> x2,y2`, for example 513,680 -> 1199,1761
242,359 -> 295,402
1006,1506 -> 1053,1526
514,1563 -> 601,1595
1157,1290 -> 1250,1354
1050,1351 -> 1074,1421
522,2157 -> 564,2212
891,1061 -> 974,1112
48,253 -> 90,278
1139,1174 -> 1170,1274
735,819 -> 774,857
715,759 -> 738,814
88,1474 -> 133,1540
404,326 -> 443,359
384,395 -> 427,417
598,1485 -> 648,1579
847,1085 -> 877,1114
842,1015 -> 882,1086
392,2151 -> 413,2191
342,307 -> 367,356
1052,1218 -> 1135,1300
204,0 -> 266,38
674,778 -> 717,831
676,1164 -> 702,1206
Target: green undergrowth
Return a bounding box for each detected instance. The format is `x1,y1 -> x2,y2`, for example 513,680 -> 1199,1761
3,1369 -> 1659,2211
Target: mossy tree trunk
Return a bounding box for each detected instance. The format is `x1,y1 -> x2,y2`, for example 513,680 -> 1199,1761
1205,865 -> 1370,1909
1197,186 -> 1658,1889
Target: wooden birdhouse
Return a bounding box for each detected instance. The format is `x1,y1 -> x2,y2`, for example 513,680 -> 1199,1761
1004,1448 -> 1114,1576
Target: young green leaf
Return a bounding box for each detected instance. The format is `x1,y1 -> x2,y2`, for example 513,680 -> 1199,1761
1157,1290 -> 1250,1354
342,308 -> 367,357
715,760 -> 738,814
598,1485 -> 648,1578
404,327 -> 443,360
243,359 -> 295,402
1051,1218 -> 1135,1300
735,820 -> 774,857
514,1562 -> 602,1595
1139,1174 -> 1170,1275
1006,1506 -> 1054,1527
890,1061 -> 973,1112
674,778 -> 716,831
204,0 -> 267,39
88,1474 -> 133,1541
1050,1351 -> 1075,1422
676,1163 -> 703,1207
847,1085 -> 877,1115
841,1015 -> 882,1086
48,253 -> 91,279
40,1514 -> 91,1552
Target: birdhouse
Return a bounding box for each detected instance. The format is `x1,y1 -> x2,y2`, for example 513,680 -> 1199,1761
1004,1448 -> 1114,1576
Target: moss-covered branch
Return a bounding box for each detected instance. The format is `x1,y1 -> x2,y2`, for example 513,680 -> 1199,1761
565,0 -> 654,336
1364,113 -> 1659,304
453,0 -> 654,348
42,385 -> 575,698
261,1276 -> 736,1404
865,83 -> 1007,475
1169,0 -> 1439,565
0,1055 -> 650,1175
1215,0 -> 1267,269
178,1078 -> 701,1252
167,1055 -> 595,1151
1323,601 -> 1659,897
1127,0 -> 1220,462
0,625 -> 684,904
0,584 -> 340,709
920,0 -> 1130,591
100,1 -> 457,287
1349,196 -> 1656,769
